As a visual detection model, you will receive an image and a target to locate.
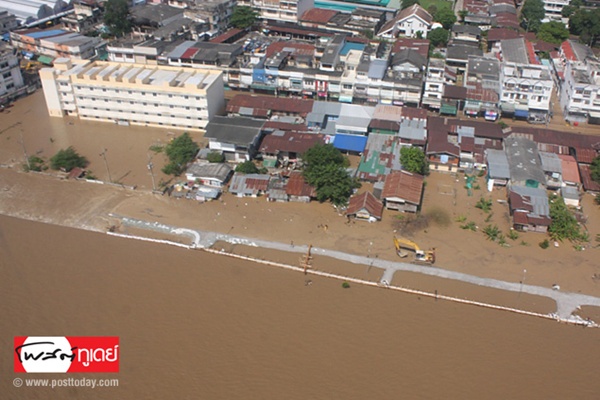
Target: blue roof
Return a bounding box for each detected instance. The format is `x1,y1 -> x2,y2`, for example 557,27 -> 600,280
333,134 -> 368,153
340,42 -> 365,56
27,30 -> 66,39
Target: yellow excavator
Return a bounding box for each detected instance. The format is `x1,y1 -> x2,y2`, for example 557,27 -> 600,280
393,236 -> 435,265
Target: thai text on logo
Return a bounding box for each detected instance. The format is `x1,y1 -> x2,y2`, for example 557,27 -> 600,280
14,336 -> 119,373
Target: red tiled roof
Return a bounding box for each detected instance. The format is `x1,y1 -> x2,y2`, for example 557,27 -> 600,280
181,47 -> 199,59
286,172 -> 317,197
557,154 -> 580,184
227,94 -> 314,117
579,165 -> 600,192
301,8 -> 338,24
381,170 -> 424,205
487,28 -> 520,42
265,41 -> 315,57
259,132 -> 325,155
346,192 -> 384,219
561,40 -> 577,61
574,147 -> 599,164
525,40 -> 539,64
392,38 -> 430,58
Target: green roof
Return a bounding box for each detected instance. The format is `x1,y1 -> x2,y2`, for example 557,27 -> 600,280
37,55 -> 54,65
263,158 -> 277,168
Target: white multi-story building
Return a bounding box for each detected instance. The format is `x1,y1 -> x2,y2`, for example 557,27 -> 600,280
237,0 -> 314,23
543,0 -> 569,22
421,58 -> 446,110
560,43 -> 600,122
0,43 -> 25,103
40,59 -> 225,131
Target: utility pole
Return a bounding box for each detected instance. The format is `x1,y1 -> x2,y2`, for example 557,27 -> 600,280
19,131 -> 30,170
147,153 -> 156,192
100,148 -> 112,183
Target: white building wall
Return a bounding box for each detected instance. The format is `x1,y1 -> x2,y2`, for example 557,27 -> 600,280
39,59 -> 225,131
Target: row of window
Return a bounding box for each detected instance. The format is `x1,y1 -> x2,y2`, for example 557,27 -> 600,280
72,96 -> 206,111
78,115 -> 198,129
77,106 -> 205,120
70,85 -> 205,100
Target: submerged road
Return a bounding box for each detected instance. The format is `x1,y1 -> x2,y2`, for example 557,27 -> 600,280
114,215 -> 600,320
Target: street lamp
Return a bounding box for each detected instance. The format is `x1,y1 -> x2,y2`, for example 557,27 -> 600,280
147,154 -> 156,192
100,148 -> 112,183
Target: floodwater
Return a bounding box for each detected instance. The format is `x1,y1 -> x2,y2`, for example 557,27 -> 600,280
1,215 -> 598,399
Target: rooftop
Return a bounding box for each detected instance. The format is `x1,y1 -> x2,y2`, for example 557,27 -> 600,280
204,116 -> 265,146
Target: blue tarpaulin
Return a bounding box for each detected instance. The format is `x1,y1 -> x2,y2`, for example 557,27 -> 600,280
514,109 -> 529,118
333,134 -> 368,153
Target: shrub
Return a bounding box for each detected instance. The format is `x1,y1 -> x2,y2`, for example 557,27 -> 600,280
483,224 -> 501,241
455,215 -> 467,223
507,230 -> 519,240
539,239 -> 550,249
475,197 -> 493,213
50,147 -> 88,172
207,151 -> 225,163
342,282 -> 351,289
460,221 -> 477,231
149,144 -> 164,154
23,156 -> 45,172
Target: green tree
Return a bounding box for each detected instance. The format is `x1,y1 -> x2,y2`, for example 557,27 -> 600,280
401,0 -> 419,9
459,10 -> 469,22
590,155 -> 600,184
434,8 -> 457,30
427,27 -> 449,47
399,146 -> 429,175
537,21 -> 569,44
522,0 -> 545,32
207,151 -> 225,163
24,155 -> 46,172
50,147 -> 88,172
302,144 -> 359,206
548,195 -> 584,241
230,6 -> 258,29
569,9 -> 600,47
235,160 -> 260,174
103,0 -> 132,37
162,132 -> 199,176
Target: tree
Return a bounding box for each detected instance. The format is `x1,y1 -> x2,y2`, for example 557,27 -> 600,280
427,28 -> 449,47
399,146 -> 429,176
230,6 -> 258,29
162,132 -> 199,176
50,147 -> 88,172
103,0 -> 132,37
537,21 -> 570,44
521,0 -> 545,32
590,155 -> 600,184
548,195 -> 584,241
207,152 -> 225,163
401,0 -> 419,9
427,5 -> 438,16
434,8 -> 457,30
235,160 -> 266,174
459,10 -> 469,22
569,9 -> 600,47
302,144 -> 359,206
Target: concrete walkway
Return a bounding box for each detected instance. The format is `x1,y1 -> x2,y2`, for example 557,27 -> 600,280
114,215 -> 600,320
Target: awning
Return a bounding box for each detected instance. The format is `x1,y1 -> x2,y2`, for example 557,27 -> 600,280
262,158 -> 277,168
339,95 -> 353,103
514,109 -> 529,118
440,102 -> 458,115
500,103 -> 515,112
37,55 -> 54,65
332,134 -> 368,153
484,110 -> 498,121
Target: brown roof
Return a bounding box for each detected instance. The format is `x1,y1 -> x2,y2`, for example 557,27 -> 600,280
487,28 -> 520,42
381,170 -> 424,205
286,172 -> 317,197
379,5 -> 433,36
262,121 -> 309,132
265,41 -> 315,57
369,119 -> 400,132
391,38 -> 430,58
301,8 -> 338,24
557,154 -> 580,184
494,12 -> 520,29
346,192 -> 384,219
209,28 -> 243,44
466,83 -> 499,103
508,128 -> 600,161
259,132 -> 326,155
426,117 -> 460,156
574,147 -> 598,164
444,85 -> 468,100
401,106 -> 427,120
579,165 -> 600,192
227,94 -> 314,117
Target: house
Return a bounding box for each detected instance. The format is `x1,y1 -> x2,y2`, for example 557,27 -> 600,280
203,116 -> 265,162
538,151 -> 563,190
286,171 -> 316,202
451,24 -> 481,45
504,136 -> 546,189
357,133 -> 402,182
426,117 -> 461,172
561,186 -> 580,208
579,165 -> 600,194
267,177 -> 289,202
226,94 -> 314,120
185,162 -> 233,188
228,173 -> 271,197
485,149 -> 511,188
381,170 -> 424,212
557,155 -> 581,187
346,192 -> 384,221
508,185 -> 551,233
377,4 -> 433,39
446,44 -> 483,73
258,130 -> 325,168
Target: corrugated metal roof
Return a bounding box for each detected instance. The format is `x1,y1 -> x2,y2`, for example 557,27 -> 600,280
333,134 -> 368,153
